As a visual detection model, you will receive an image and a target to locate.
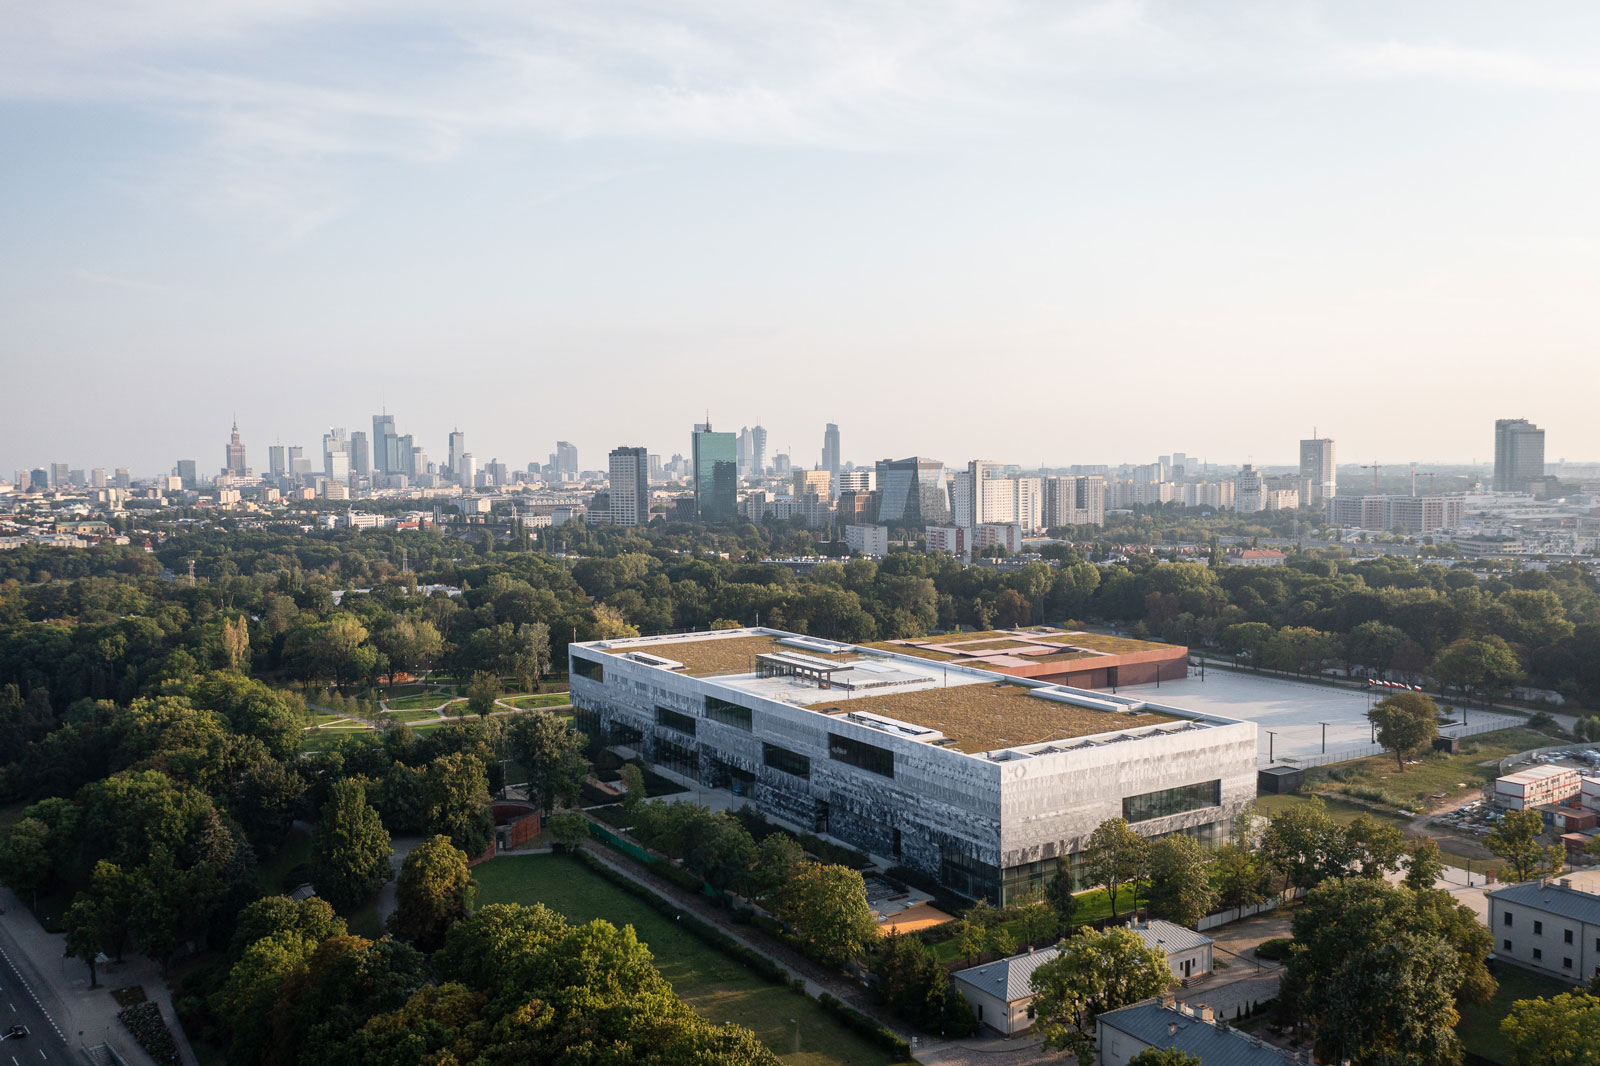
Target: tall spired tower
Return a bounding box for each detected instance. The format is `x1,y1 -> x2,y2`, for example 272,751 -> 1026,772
224,420 -> 248,476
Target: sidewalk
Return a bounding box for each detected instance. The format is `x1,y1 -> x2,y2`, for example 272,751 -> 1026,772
0,887 -> 197,1066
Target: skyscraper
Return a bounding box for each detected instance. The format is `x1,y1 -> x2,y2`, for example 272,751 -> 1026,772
268,445 -> 287,477
372,413 -> 398,474
691,423 -> 738,525
176,459 -> 198,488
751,425 -> 768,477
50,462 -> 70,488
448,430 -> 466,481
875,457 -> 952,527
556,441 -> 579,476
821,423 -> 840,487
323,428 -> 350,481
1494,418 -> 1546,492
609,446 -> 651,526
1299,437 -> 1336,505
224,421 -> 248,476
348,431 -> 370,476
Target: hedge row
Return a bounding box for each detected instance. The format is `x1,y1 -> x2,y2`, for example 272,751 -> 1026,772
573,848 -> 793,987
119,1000 -> 179,1063
816,992 -> 912,1061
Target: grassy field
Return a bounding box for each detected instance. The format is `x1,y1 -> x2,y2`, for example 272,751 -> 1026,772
473,854 -> 896,1066
506,693 -> 573,710
1457,964 -> 1576,1064
1309,727 -> 1553,809
384,692 -> 456,711
382,707 -> 444,723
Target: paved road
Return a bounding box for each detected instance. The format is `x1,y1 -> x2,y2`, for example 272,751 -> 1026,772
0,934 -> 71,1066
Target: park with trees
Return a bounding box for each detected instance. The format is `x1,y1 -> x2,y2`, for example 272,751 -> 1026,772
0,514 -> 1598,1064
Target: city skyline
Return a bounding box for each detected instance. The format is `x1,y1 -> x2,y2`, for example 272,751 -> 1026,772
2,409 -> 1588,482
7,3 -> 1600,468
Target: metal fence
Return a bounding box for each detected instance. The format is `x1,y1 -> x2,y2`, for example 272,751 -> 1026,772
1271,718 -> 1519,768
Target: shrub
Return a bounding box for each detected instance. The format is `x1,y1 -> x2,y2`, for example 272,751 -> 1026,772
1255,937 -> 1293,961
817,992 -> 912,1060
118,1001 -> 178,1063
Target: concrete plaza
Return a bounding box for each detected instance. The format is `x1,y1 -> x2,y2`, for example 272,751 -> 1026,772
1139,670 -> 1524,766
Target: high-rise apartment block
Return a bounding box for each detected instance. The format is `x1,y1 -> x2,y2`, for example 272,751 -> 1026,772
1044,476 -> 1106,527
1327,494 -> 1464,533
692,423 -> 738,525
1494,418 -> 1546,492
1234,464 -> 1265,512
608,447 -> 651,527
1299,438 -> 1336,505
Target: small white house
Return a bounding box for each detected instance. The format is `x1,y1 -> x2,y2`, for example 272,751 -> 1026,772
1125,919 -> 1214,983
952,921 -> 1214,1035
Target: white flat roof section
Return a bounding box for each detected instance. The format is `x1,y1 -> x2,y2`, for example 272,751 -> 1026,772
1144,671 -> 1525,765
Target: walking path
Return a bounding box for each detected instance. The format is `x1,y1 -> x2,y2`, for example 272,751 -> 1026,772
0,887 -> 198,1066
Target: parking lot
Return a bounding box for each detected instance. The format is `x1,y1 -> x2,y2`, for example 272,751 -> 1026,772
1141,669 -> 1525,766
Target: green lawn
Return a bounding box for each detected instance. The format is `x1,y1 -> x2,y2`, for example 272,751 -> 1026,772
506,693 -> 574,710
473,854 -> 896,1066
1309,727 -> 1554,808
1458,963 -> 1577,1064
384,692 -> 455,711
382,708 -> 444,723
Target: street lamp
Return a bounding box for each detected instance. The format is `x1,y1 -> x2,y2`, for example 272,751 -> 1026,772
1266,730 -> 1277,763
1317,722 -> 1329,754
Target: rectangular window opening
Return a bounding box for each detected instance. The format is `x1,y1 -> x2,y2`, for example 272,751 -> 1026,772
655,706 -> 697,735
762,742 -> 811,779
829,732 -> 895,778
1122,780 -> 1222,823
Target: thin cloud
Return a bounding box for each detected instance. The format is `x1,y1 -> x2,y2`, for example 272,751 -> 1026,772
1333,39 -> 1600,93
73,269 -> 180,294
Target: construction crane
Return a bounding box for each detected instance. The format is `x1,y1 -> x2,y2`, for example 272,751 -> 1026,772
1417,472 -> 1439,496
1362,463 -> 1381,493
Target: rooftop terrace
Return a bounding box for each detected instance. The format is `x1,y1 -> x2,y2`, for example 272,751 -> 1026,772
864,628 -> 1180,671
601,633 -> 794,676
587,629 -> 1187,755
820,681 -> 1176,754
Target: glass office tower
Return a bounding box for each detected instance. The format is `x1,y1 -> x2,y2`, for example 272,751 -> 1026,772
692,424 -> 739,524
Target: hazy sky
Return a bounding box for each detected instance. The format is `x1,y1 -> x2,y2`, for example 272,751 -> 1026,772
4,1 -> 1599,477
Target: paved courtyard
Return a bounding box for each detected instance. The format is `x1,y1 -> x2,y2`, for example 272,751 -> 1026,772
1141,670 -> 1524,765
